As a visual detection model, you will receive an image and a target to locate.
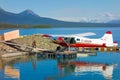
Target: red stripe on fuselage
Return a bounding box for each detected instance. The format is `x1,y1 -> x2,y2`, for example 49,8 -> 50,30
54,41 -> 106,47
72,43 -> 106,47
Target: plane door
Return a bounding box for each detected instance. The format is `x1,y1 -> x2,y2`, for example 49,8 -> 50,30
70,38 -> 76,44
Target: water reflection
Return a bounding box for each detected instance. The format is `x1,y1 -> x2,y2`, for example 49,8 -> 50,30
0,54 -> 118,80
4,66 -> 20,79
75,63 -> 114,79
57,61 -> 115,80
0,55 -> 33,80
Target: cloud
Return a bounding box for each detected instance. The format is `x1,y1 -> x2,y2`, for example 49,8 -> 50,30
104,13 -> 113,18
79,18 -> 103,23
56,13 -> 120,23
55,17 -> 81,22
55,17 -> 102,23
102,13 -> 115,21
48,8 -> 105,22
49,9 -> 120,23
101,12 -> 120,22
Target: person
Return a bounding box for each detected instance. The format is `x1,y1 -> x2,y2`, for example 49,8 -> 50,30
32,40 -> 36,48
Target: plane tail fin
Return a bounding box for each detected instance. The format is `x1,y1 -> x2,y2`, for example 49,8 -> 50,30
101,31 -> 113,47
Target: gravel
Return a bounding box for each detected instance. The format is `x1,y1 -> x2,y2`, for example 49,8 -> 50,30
11,34 -> 59,51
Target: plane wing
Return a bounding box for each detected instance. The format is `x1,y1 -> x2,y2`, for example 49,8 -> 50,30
48,32 -> 96,37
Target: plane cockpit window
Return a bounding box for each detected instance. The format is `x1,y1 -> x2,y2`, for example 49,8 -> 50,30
64,37 -> 68,40
64,37 -> 76,44
77,38 -> 80,41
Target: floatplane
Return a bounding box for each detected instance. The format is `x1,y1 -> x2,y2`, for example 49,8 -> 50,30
42,31 -> 118,52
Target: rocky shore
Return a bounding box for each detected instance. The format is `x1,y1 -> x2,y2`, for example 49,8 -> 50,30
0,43 -> 17,55
0,34 -> 59,56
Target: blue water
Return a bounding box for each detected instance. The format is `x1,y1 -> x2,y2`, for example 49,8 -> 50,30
0,27 -> 120,80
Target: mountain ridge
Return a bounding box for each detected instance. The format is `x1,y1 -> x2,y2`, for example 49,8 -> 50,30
0,7 -> 65,25
18,9 -> 40,17
0,7 -> 120,27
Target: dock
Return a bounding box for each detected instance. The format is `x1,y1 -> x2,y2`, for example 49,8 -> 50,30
32,46 -> 120,59
78,47 -> 120,52
36,51 -> 77,59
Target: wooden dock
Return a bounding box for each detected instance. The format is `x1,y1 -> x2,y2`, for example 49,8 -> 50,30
34,46 -> 120,59
78,47 -> 120,52
36,51 -> 77,59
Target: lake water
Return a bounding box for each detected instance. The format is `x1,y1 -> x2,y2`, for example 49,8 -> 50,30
0,27 -> 120,80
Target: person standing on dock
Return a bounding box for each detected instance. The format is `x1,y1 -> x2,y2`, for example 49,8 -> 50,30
32,40 -> 37,48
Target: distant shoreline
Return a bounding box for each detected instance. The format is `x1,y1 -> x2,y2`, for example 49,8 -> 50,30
0,23 -> 51,29
0,23 -> 120,30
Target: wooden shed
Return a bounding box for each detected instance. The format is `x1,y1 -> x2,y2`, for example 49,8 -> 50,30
0,30 -> 19,41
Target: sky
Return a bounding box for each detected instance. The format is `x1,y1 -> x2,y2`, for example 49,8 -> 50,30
0,0 -> 120,22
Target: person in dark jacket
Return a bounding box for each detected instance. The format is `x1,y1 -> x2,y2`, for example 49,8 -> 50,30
32,40 -> 36,48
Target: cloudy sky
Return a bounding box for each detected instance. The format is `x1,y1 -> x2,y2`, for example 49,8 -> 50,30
0,0 -> 120,22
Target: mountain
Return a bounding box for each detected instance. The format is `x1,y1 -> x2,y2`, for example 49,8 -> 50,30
0,7 -> 66,25
108,19 -> 120,24
0,7 -> 120,27
18,9 -> 39,17
0,8 -> 86,27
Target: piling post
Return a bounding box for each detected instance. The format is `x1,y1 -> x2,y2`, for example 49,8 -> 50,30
107,47 -> 110,52
100,47 -> 105,52
90,47 -> 94,52
113,47 -> 117,52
